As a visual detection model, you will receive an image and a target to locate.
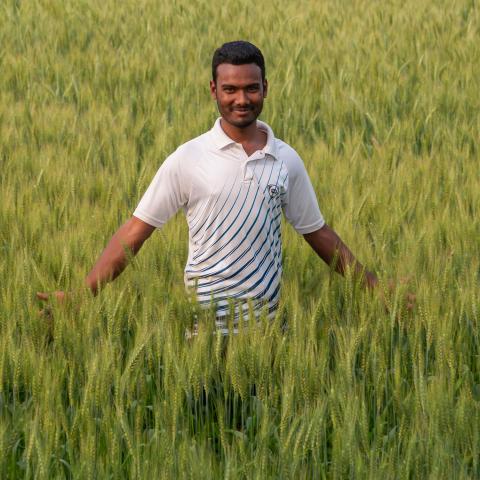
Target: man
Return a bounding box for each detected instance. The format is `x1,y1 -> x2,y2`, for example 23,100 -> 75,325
38,41 -> 388,332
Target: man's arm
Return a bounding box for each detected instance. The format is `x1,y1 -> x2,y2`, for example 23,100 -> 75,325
37,216 -> 155,301
303,224 -> 378,289
84,216 -> 155,294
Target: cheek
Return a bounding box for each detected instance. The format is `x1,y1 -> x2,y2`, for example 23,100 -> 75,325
217,98 -> 229,108
252,95 -> 264,106
218,96 -> 234,109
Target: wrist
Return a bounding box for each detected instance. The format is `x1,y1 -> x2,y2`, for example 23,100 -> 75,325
84,277 -> 99,296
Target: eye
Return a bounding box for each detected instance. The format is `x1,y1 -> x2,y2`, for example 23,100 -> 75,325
223,86 -> 235,93
247,85 -> 260,92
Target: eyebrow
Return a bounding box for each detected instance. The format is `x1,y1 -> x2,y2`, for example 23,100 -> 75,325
221,82 -> 261,89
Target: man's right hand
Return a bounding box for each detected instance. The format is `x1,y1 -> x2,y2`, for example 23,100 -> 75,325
35,216 -> 155,320
35,291 -> 68,330
36,291 -> 67,303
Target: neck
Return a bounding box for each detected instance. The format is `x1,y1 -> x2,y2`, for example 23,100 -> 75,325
220,118 -> 259,144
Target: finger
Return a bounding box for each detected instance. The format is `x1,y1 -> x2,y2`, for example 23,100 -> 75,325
55,291 -> 66,302
37,292 -> 49,301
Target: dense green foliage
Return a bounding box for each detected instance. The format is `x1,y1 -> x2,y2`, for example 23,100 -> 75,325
1,0 -> 479,477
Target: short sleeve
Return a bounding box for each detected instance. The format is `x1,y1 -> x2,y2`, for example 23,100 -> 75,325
282,151 -> 325,234
133,151 -> 188,229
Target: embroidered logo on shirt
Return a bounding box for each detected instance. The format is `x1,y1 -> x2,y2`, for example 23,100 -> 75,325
267,184 -> 280,198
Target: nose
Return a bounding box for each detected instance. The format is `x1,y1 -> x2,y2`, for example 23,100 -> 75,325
235,89 -> 249,106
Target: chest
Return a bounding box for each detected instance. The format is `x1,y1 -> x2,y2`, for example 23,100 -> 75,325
187,151 -> 287,214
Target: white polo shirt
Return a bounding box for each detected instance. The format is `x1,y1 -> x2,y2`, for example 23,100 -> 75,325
133,118 -> 324,331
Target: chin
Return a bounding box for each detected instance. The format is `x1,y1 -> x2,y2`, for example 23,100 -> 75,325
226,116 -> 257,128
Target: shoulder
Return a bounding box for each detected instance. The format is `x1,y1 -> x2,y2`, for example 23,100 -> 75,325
274,139 -> 306,174
162,131 -> 210,170
174,131 -> 211,158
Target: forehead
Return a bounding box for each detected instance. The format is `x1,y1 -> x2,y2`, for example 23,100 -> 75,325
215,63 -> 263,85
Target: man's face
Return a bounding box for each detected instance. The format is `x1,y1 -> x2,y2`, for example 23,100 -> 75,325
210,63 -> 268,128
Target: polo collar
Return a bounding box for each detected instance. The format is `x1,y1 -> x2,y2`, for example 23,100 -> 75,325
210,118 -> 278,160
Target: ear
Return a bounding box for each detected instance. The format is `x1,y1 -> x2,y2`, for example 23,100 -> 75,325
263,79 -> 268,98
210,80 -> 217,100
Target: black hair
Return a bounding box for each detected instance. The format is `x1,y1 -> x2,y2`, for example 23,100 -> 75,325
212,41 -> 265,82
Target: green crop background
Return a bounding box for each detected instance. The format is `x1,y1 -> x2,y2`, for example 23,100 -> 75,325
1,0 -> 479,478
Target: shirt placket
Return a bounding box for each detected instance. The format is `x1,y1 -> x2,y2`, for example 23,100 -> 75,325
242,150 -> 266,181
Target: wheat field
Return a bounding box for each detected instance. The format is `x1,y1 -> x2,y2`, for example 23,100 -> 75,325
1,0 -> 479,478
